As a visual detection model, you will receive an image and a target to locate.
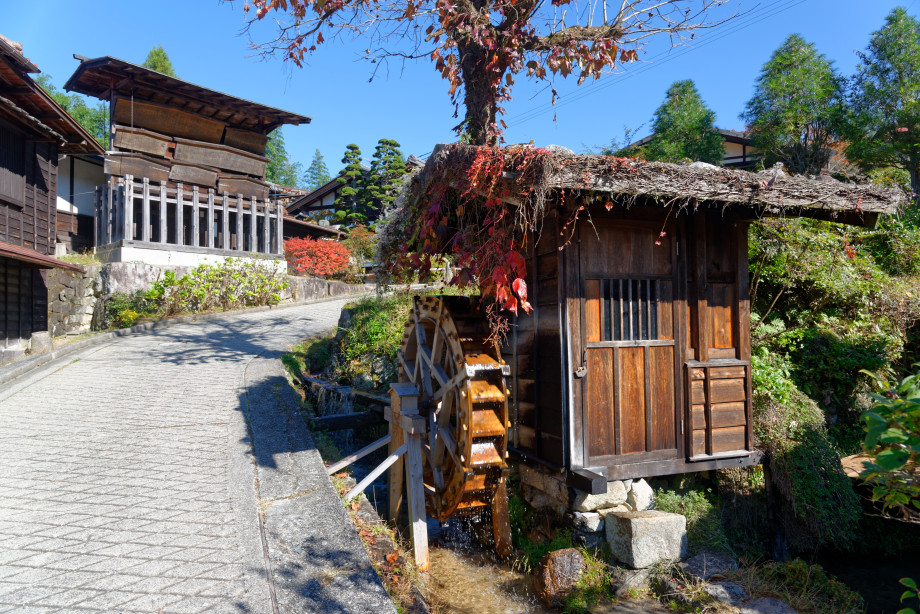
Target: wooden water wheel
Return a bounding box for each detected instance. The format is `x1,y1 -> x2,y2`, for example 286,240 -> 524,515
396,295 -> 512,554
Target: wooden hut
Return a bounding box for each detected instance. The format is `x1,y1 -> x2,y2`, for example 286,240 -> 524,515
402,145 -> 904,497
0,35 -> 104,362
63,56 -> 310,266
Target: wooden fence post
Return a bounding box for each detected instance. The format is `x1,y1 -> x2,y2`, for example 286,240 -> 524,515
388,383 -> 428,572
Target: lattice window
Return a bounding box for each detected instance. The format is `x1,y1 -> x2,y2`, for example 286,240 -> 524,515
594,279 -> 660,341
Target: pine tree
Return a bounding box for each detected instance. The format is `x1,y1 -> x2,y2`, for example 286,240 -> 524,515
365,139 -> 407,216
303,149 -> 332,190
335,144 -> 367,225
643,80 -> 724,165
847,8 -> 920,200
742,34 -> 844,175
265,129 -> 303,188
143,46 -> 177,77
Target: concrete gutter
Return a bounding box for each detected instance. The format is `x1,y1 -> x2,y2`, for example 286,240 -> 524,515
0,292 -> 373,389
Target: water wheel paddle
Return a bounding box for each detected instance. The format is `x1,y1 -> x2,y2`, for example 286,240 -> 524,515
397,295 -> 513,556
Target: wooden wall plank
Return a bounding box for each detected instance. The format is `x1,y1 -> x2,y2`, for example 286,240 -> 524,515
649,346 -> 675,451
691,378 -> 746,405
710,282 -> 734,348
587,348 -> 614,457
586,279 -> 601,342
619,346 -> 646,454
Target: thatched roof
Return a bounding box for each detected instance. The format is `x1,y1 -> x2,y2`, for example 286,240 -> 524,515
423,144 -> 904,226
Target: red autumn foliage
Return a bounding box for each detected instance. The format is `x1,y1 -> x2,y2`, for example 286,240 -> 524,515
285,237 -> 351,277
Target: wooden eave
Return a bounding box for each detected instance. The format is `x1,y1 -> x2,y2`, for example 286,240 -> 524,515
0,240 -> 84,272
64,55 -> 310,134
0,51 -> 105,155
283,214 -> 344,238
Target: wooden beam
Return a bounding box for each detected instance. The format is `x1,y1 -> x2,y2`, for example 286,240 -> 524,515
222,192 -> 230,250
159,181 -> 167,243
345,443 -> 406,502
566,468 -> 607,495
207,189 -> 215,249
175,184 -> 184,246
325,434 -> 392,476
141,178 -> 150,242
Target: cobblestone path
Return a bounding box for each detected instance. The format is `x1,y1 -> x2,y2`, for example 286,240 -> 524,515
0,299 -> 393,614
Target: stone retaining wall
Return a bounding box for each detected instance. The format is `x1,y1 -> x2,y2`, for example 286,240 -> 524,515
48,262 -> 373,338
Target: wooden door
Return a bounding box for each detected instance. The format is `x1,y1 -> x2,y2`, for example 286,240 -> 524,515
580,219 -> 681,467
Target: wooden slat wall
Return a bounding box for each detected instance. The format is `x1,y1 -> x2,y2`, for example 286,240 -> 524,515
0,257 -> 46,349
514,206 -> 565,466
685,210 -> 752,459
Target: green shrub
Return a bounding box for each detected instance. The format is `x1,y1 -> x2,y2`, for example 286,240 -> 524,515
149,258 -> 287,315
104,291 -> 158,329
751,345 -> 861,552
655,489 -> 731,554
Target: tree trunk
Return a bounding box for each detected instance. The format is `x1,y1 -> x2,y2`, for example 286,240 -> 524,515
459,42 -> 500,146
910,166 -> 920,207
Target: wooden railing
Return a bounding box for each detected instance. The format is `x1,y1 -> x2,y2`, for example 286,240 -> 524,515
94,175 -> 284,256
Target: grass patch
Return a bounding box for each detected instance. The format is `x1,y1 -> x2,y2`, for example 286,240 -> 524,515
282,334 -> 336,381
58,251 -> 102,266
560,548 -> 616,613
655,488 -> 731,555
731,559 -> 863,614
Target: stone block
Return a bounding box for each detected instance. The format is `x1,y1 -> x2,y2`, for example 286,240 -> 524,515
519,464 -> 546,491
521,483 -> 566,515
572,480 -> 627,512
573,530 -> 606,549
681,551 -> 738,581
609,566 -> 654,598
29,331 -> 52,355
50,300 -> 65,314
569,511 -> 604,533
534,548 -> 585,607
605,510 -> 688,569
627,478 -> 655,511
704,582 -> 747,607
59,288 -> 75,300
598,505 -> 631,516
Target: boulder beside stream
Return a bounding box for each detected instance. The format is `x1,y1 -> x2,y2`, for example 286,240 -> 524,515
533,548 -> 585,607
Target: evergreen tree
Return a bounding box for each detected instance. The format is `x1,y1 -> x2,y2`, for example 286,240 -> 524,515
847,8 -> 920,200
643,80 -> 724,164
366,139 -> 407,215
143,46 -> 177,77
303,149 -> 332,190
265,128 -> 303,188
335,144 -> 368,225
36,75 -> 109,148
742,34 -> 844,175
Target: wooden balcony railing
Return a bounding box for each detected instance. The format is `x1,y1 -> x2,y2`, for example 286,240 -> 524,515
94,175 -> 284,256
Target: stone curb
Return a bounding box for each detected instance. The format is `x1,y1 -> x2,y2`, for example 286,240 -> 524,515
0,291 -> 374,388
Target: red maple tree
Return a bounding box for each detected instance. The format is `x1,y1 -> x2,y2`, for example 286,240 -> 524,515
285,237 -> 352,277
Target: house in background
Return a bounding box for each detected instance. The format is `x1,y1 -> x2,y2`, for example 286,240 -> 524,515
0,35 -> 104,362
64,55 -> 311,266
626,128 -> 762,169
286,154 -> 425,228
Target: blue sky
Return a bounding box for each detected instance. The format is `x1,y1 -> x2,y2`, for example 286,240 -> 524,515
5,1 -> 917,174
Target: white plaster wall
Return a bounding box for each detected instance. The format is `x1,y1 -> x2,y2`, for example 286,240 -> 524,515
57,155 -> 104,216
96,245 -> 286,271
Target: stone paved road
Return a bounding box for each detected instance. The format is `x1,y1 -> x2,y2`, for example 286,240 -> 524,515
0,299 -> 394,614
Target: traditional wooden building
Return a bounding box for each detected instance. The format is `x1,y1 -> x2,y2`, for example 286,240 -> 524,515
63,55 -> 310,266
625,128 -> 760,169
393,145 -> 903,503
0,36 -> 104,361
